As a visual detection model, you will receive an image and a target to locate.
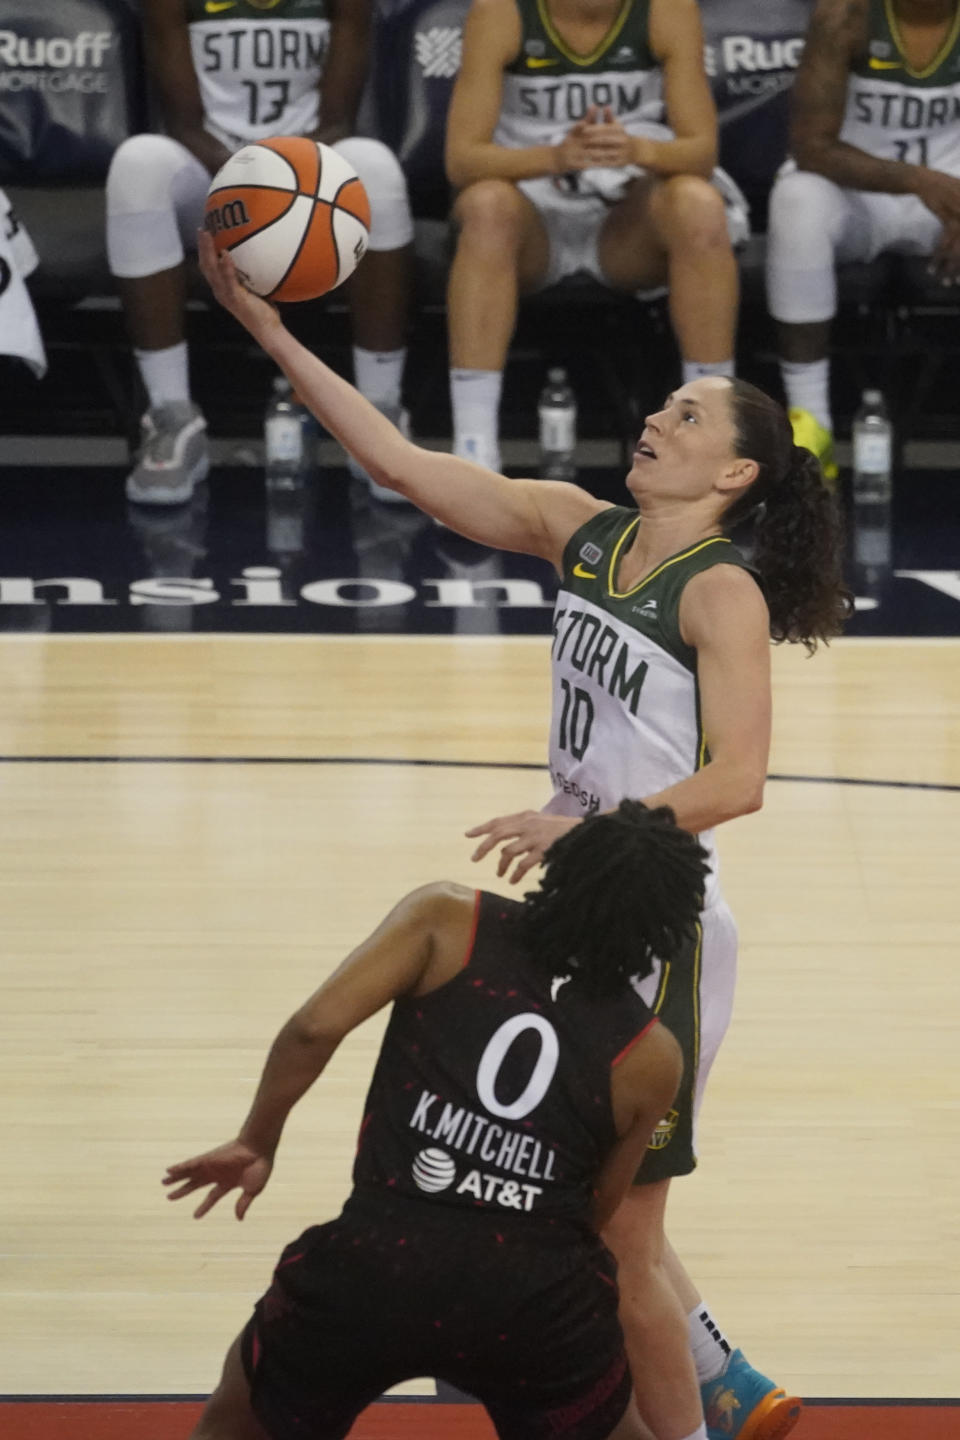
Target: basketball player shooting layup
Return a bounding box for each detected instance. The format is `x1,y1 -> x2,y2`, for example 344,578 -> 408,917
165,802 -> 707,1440
198,230 -> 851,1440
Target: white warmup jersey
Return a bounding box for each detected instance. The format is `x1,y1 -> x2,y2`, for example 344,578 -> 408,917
544,510 -> 758,906
839,0 -> 960,172
186,0 -> 331,150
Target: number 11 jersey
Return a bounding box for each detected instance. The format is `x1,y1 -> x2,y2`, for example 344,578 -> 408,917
545,507 -> 757,904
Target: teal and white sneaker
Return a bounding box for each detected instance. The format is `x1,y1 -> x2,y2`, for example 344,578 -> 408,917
127,401 -> 209,506
702,1349 -> 802,1440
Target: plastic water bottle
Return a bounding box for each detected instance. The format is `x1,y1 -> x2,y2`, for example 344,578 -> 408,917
265,376 -> 306,491
538,367 -> 577,480
851,389 -> 893,571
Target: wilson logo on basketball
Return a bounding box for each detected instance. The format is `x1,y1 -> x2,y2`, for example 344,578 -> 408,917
204,199 -> 251,236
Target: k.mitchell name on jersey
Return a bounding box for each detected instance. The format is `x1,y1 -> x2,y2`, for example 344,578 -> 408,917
410,1089 -> 558,1181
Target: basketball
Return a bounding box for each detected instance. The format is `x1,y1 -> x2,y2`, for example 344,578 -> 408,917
203,137 -> 371,303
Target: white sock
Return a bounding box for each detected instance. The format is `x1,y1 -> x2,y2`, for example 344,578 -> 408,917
681,359 -> 734,384
688,1303 -> 732,1385
679,1426 -> 707,1440
135,342 -> 189,410
450,367 -> 502,457
353,346 -> 405,411
780,357 -> 831,430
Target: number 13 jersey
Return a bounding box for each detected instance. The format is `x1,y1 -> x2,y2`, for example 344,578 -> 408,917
544,507 -> 757,904
186,0 -> 331,151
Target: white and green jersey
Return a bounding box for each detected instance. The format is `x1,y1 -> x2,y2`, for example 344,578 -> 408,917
840,0 -> 960,171
545,507 -> 758,903
494,0 -> 670,150
186,0 -> 330,150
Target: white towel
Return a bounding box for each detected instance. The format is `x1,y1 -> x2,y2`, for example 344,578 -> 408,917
0,188 -> 47,379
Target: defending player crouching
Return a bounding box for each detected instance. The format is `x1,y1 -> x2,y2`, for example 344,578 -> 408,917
165,802 -> 707,1440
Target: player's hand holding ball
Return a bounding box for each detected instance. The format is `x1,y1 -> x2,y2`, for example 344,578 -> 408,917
202,136 -> 371,302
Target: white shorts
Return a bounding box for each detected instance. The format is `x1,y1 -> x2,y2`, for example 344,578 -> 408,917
517,165 -> 751,293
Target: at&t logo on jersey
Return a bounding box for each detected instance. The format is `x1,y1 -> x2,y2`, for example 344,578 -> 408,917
0,30 -> 113,93
412,1147 -> 457,1192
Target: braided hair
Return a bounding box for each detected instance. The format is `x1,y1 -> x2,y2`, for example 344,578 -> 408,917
721,378 -> 853,652
517,800 -> 710,998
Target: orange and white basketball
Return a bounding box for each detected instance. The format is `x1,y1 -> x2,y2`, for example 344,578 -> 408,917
203,137 -> 371,303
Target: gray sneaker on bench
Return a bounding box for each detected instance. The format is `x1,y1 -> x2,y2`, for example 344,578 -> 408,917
126,401 -> 209,506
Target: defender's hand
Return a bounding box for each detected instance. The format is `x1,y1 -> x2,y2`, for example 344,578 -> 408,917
163,1139 -> 273,1220
466,811 -> 581,884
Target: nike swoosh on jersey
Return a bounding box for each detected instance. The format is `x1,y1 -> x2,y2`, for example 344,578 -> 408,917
206,0 -> 238,12
868,58 -> 902,69
572,562 -> 597,579
527,57 -> 560,68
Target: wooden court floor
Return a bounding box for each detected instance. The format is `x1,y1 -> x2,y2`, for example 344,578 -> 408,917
0,634 -> 958,1411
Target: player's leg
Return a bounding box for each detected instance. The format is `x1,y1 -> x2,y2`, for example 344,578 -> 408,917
766,168 -> 878,480
187,1335 -> 270,1440
597,174 -> 738,386
331,138 -> 415,500
447,179 -> 551,470
106,134 -> 212,505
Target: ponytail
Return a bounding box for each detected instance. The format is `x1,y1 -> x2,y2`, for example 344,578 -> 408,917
723,380 -> 853,652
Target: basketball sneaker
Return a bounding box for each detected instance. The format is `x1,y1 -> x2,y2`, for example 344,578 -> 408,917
702,1350 -> 801,1440
347,403 -> 413,503
127,401 -> 209,506
788,407 -> 838,484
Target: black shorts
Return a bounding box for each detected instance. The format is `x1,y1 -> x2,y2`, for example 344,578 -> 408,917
240,1194 -> 632,1440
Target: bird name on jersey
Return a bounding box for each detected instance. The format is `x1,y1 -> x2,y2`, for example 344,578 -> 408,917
409,1089 -> 556,1210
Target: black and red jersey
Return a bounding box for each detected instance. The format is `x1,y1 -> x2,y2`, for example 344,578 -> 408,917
351,891 -> 657,1226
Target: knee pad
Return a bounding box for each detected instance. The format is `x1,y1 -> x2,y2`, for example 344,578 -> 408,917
332,137 -> 414,251
768,169 -> 848,247
766,170 -> 849,325
106,134 -> 209,279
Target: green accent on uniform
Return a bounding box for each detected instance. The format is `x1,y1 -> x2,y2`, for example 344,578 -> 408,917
561,506 -> 758,676
506,0 -> 655,75
186,0 -> 328,22
851,0 -> 960,84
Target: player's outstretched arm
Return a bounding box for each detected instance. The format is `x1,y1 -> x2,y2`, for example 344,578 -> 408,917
163,884 -> 466,1220
198,233 -> 604,557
